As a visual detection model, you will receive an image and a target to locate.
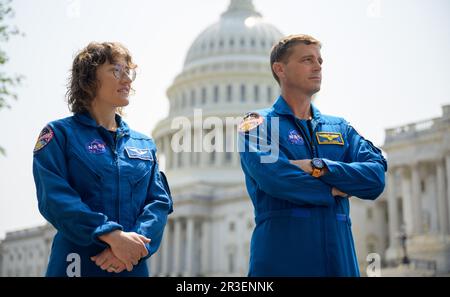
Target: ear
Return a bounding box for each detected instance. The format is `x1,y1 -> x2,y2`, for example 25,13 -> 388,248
272,62 -> 285,81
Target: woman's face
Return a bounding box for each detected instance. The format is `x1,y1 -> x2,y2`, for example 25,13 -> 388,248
93,56 -> 134,109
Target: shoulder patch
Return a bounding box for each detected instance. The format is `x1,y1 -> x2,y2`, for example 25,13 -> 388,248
33,126 -> 54,153
238,112 -> 264,133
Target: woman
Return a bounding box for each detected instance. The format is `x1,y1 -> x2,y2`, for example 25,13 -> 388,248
32,42 -> 173,277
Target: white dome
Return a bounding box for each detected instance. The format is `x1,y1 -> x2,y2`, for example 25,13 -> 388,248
184,0 -> 283,69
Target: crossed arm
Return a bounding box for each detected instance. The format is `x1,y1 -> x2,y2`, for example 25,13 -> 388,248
289,126 -> 387,200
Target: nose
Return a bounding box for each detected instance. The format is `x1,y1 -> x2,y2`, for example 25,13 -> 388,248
313,60 -> 322,72
121,73 -> 132,83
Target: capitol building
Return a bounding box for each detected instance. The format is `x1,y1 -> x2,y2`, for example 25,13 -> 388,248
1,0 -> 449,277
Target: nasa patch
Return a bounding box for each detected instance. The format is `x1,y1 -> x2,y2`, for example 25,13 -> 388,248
288,129 -> 304,145
86,139 -> 107,154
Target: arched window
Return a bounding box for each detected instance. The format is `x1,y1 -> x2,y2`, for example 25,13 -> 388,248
240,84 -> 246,102
226,85 -> 232,102
267,86 -> 273,103
191,89 -> 196,107
213,86 -> 219,102
201,87 -> 207,105
254,85 -> 259,102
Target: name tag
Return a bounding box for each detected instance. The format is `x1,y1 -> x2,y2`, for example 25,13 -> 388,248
125,147 -> 153,161
316,132 -> 344,145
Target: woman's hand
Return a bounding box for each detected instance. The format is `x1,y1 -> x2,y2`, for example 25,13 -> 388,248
99,230 -> 151,271
91,247 -> 126,273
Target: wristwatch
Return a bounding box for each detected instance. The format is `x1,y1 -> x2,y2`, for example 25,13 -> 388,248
311,158 -> 325,178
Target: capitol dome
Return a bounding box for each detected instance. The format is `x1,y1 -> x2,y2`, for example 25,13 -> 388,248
153,0 -> 283,189
184,0 -> 283,69
150,3 -> 283,276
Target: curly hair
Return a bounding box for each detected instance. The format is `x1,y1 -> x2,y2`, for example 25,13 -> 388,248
66,42 -> 137,114
270,34 -> 322,84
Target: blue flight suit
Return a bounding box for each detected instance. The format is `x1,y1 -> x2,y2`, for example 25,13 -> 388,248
239,96 -> 387,277
32,112 -> 173,277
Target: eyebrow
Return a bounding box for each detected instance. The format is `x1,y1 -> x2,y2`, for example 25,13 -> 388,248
301,55 -> 323,62
301,55 -> 322,60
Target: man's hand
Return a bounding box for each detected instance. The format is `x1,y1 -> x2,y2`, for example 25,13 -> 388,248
99,230 -> 151,272
332,187 -> 349,198
290,159 -> 328,177
91,247 -> 126,273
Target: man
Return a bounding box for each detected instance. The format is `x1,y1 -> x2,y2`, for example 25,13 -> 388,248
238,34 -> 387,276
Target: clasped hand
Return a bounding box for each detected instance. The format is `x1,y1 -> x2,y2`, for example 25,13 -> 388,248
92,230 -> 151,273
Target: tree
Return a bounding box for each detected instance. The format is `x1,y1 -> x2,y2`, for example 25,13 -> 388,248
0,0 -> 23,155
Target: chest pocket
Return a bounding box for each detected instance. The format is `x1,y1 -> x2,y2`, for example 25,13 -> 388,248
67,148 -> 104,209
124,147 -> 154,215
315,129 -> 347,161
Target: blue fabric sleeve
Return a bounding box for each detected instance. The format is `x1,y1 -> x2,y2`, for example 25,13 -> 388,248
321,125 -> 387,200
132,149 -> 173,260
32,124 -> 123,247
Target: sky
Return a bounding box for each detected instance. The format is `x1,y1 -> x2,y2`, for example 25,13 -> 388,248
0,0 -> 449,239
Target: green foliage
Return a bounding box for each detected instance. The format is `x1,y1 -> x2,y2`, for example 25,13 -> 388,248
0,0 -> 23,155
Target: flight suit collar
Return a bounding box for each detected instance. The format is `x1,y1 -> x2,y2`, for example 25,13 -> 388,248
272,95 -> 323,130
74,111 -> 130,135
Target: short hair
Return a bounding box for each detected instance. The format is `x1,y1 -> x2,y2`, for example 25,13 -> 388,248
270,34 -> 322,84
66,42 -> 137,114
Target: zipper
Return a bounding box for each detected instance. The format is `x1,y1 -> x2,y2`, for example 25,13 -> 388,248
294,119 -> 318,158
114,131 -> 123,223
307,120 -> 318,158
295,120 -> 313,158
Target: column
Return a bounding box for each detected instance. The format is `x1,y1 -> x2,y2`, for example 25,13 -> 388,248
149,248 -> 159,276
232,127 -> 239,167
436,160 -> 449,234
411,163 -> 423,235
201,219 -> 210,275
387,168 -> 400,258
184,217 -> 195,276
163,135 -> 170,172
233,216 -> 243,275
217,127 -> 226,166
172,218 -> 182,276
400,167 -> 414,236
194,128 -> 202,167
446,155 -> 450,232
161,220 -> 171,276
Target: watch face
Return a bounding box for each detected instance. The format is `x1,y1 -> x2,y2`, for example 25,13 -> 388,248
312,158 -> 324,169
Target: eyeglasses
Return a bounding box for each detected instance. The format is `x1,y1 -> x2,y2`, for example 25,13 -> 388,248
112,64 -> 136,82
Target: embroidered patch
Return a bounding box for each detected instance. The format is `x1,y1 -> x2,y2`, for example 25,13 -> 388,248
33,126 -> 54,153
238,112 -> 264,133
86,139 -> 107,154
125,147 -> 153,161
316,132 -> 344,145
288,129 -> 304,145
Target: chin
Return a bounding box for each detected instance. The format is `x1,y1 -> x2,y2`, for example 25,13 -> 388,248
116,98 -> 130,107
307,87 -> 320,97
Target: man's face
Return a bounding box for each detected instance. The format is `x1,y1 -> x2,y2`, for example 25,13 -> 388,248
275,43 -> 323,96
